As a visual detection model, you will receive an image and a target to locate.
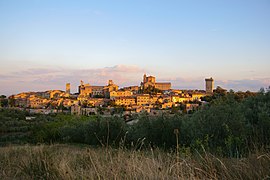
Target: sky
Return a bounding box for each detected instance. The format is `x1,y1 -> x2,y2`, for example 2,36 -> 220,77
0,0 -> 270,95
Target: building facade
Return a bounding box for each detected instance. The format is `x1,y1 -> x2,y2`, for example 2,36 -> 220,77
114,97 -> 136,106
79,80 -> 118,98
141,74 -> 171,91
110,90 -> 133,99
136,94 -> 150,106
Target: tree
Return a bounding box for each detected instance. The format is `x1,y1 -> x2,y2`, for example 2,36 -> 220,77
214,86 -> 227,96
0,95 -> 8,107
97,107 -> 104,115
259,87 -> 265,94
0,95 -> 6,99
171,105 -> 180,114
8,96 -> 15,107
267,86 -> 270,92
0,99 -> 8,107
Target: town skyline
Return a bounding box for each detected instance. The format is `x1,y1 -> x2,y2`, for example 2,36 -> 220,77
4,73 -> 215,115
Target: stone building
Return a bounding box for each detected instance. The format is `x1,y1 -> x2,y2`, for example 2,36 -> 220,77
141,74 -> 171,91
78,80 -> 119,98
109,90 -> 133,99
114,97 -> 136,106
103,80 -> 119,98
78,81 -> 93,96
136,94 -> 150,106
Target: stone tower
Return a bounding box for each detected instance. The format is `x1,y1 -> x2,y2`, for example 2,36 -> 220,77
66,83 -> 71,94
108,80 -> 113,86
143,74 -> 147,83
205,78 -> 214,94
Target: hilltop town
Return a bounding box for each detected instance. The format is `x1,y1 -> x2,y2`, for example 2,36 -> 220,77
4,74 -> 215,116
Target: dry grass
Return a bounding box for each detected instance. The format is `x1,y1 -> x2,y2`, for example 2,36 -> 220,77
0,144 -> 269,180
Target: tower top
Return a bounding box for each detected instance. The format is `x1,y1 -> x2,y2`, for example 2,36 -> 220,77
205,77 -> 213,81
108,80 -> 113,85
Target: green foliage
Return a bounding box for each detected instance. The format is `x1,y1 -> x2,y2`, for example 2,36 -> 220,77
60,116 -> 127,147
31,114 -> 96,143
8,96 -> 15,107
127,91 -> 270,156
0,109 -> 32,145
1,91 -> 270,157
111,107 -> 124,115
0,98 -> 8,107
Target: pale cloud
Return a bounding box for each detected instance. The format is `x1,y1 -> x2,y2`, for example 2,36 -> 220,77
0,74 -> 17,80
13,68 -> 61,76
159,77 -> 205,90
217,78 -> 270,92
104,65 -> 144,73
0,65 -> 269,96
0,65 -> 146,95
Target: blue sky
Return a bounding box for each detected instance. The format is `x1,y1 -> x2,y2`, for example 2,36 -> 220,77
0,0 -> 269,95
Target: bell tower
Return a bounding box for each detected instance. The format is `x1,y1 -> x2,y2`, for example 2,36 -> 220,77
143,74 -> 147,83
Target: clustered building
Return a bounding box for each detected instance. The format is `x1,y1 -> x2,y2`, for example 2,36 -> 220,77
8,74 -> 214,115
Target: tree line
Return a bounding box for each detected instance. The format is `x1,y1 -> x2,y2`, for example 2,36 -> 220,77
1,89 -> 270,157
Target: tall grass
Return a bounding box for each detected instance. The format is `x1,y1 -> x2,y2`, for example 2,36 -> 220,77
0,144 -> 269,179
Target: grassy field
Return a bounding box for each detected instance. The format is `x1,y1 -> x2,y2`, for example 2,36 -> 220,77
0,144 -> 269,179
